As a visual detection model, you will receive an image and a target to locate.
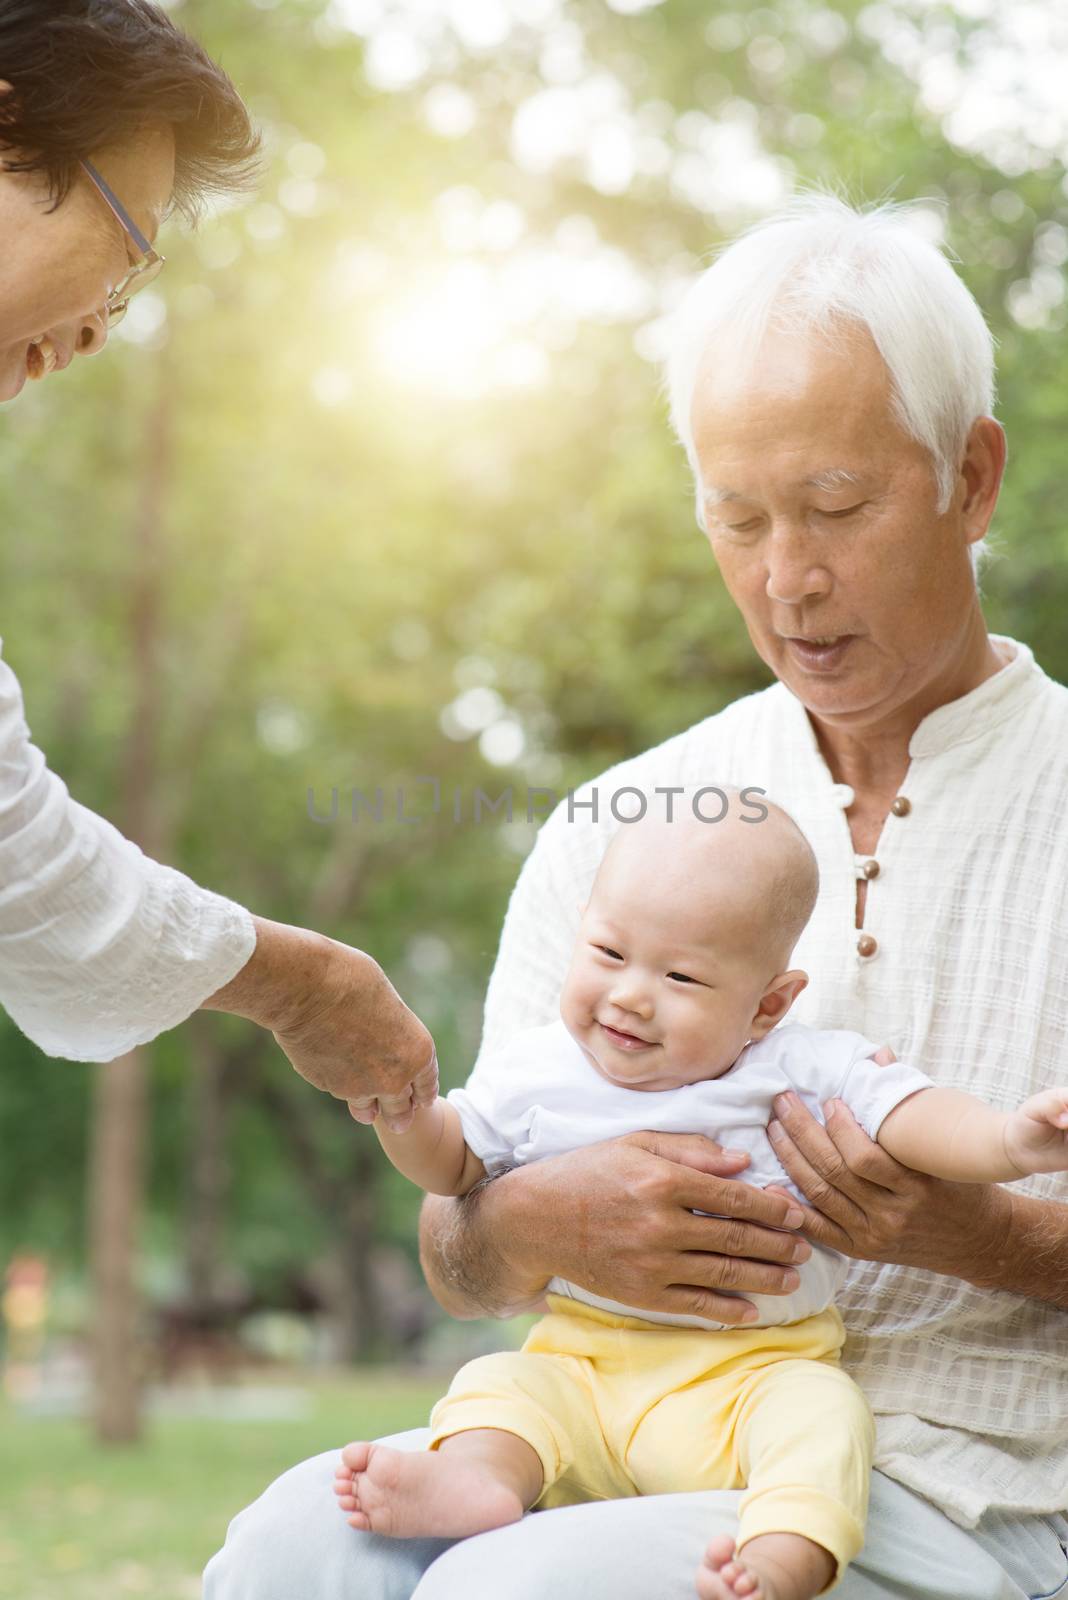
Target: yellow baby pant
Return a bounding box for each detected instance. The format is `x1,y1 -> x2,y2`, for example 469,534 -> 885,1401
429,1297 -> 874,1591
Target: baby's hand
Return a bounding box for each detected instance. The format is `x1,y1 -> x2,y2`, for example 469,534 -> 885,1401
348,1082 -> 438,1135
1003,1088 -> 1068,1176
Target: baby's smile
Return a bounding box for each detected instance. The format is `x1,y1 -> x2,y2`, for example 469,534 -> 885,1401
598,1020 -> 659,1052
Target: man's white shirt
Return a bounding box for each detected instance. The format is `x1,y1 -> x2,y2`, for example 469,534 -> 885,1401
451,1017 -> 933,1329
469,636 -> 1068,1529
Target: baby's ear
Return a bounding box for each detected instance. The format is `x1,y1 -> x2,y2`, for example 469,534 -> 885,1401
750,969 -> 808,1038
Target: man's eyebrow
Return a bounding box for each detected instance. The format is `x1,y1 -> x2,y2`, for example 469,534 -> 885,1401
703,468 -> 865,507
804,468 -> 865,493
704,486 -> 742,507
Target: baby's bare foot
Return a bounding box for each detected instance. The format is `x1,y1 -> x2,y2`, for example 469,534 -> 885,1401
332,1441 -> 525,1539
696,1531 -> 836,1600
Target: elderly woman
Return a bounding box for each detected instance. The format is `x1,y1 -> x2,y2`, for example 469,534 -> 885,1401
208,199 -> 1068,1600
0,0 -> 434,1122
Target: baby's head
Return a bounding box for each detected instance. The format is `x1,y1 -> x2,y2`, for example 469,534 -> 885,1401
559,790 -> 819,1091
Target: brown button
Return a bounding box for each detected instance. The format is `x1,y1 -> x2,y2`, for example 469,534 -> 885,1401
857,934 -> 878,958
890,796 -> 911,817
862,859 -> 880,879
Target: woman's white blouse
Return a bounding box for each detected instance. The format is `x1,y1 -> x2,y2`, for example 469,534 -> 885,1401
472,635 -> 1068,1529
0,641 -> 255,1060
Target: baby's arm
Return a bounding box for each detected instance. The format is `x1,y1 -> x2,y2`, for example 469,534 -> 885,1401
877,1084 -> 1068,1182
374,1100 -> 487,1197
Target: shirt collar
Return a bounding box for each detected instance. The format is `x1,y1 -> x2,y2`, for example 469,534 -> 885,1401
907,635 -> 1040,757
775,634 -> 1043,766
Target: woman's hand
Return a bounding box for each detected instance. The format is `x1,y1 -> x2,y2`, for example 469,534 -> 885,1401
764,1084 -> 1008,1278
205,918 -> 437,1132
420,1129 -> 813,1323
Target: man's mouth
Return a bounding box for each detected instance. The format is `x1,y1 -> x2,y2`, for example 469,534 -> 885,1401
783,635 -> 856,672
598,1021 -> 657,1052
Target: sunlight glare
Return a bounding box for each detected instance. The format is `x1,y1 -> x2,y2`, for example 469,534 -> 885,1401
372,261 -> 503,395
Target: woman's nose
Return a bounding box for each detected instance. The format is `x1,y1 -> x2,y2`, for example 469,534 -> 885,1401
75,311 -> 109,358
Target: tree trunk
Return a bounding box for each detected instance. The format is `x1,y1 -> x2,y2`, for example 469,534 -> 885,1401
185,1018 -> 230,1313
336,1143 -> 384,1363
250,1073 -> 387,1360
87,363 -> 172,1443
88,1048 -> 148,1440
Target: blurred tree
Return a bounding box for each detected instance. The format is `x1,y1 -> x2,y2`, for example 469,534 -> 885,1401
89,359 -> 173,1442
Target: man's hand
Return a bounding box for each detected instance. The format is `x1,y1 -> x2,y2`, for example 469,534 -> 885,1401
204,917 -> 437,1132
420,1129 -> 813,1323
764,1082 -> 1010,1278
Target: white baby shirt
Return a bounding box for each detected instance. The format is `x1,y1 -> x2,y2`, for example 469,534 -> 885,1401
448,1018 -> 934,1331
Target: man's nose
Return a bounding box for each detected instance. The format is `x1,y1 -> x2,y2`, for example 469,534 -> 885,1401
74,311 -> 109,358
764,522 -> 832,606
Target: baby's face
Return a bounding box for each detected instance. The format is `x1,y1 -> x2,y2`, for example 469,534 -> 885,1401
560,862 -> 781,1093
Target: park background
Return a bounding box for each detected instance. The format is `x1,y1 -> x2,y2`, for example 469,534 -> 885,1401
2,0 -> 1067,1594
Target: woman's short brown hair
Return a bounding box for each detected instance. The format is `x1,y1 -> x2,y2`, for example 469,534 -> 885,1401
0,0 -> 260,218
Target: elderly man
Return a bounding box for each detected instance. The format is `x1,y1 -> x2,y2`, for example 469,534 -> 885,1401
0,0 -> 434,1120
208,195 -> 1068,1600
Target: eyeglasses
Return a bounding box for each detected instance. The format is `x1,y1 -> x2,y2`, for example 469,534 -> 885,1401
80,158 -> 165,327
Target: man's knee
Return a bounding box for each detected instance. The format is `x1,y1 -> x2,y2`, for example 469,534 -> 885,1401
413,1492 -> 741,1600
204,1431 -> 446,1600
412,1477 -> 1036,1600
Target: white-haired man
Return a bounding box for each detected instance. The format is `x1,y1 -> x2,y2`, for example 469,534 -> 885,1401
207,197 -> 1068,1600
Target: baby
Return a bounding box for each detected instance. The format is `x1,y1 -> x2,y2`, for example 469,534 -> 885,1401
333,792 -> 1068,1600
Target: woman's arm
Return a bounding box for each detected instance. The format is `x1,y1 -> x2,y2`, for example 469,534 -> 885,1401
0,639 -> 254,1059
0,645 -> 436,1116
205,920 -> 436,1127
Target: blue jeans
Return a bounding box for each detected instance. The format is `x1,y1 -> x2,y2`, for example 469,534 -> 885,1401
204,1429 -> 1068,1600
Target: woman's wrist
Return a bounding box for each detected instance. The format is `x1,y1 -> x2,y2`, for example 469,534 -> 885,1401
203,916 -> 348,1034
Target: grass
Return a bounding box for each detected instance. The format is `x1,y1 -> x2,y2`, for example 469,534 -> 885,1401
0,1369 -> 447,1600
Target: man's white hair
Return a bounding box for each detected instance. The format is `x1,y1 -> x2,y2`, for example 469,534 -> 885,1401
665,193 -> 997,565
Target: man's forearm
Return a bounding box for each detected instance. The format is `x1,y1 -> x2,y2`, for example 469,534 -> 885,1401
418,1171 -> 552,1320
964,1190 -> 1068,1311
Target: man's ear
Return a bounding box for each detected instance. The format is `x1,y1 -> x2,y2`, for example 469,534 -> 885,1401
958,415 -> 1006,548
748,969 -> 808,1041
